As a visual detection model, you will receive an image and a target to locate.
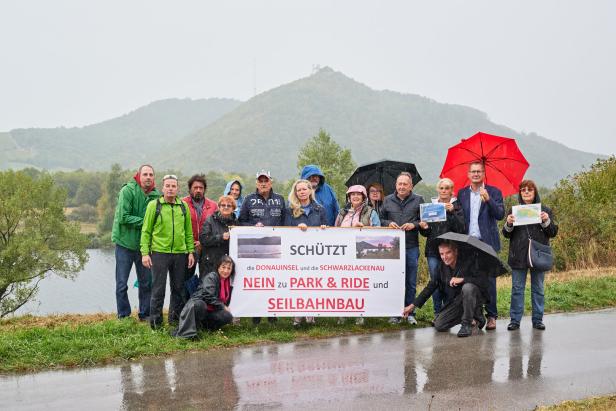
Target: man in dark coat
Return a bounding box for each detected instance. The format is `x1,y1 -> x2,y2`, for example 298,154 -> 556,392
457,161 -> 504,330
402,241 -> 488,337
380,172 -> 424,324
238,169 -> 285,325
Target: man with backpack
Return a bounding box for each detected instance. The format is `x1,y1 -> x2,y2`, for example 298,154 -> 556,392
112,164 -> 161,321
141,174 -> 195,329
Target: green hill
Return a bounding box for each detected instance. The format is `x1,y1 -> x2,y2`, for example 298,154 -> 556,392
1,98 -> 241,171
160,67 -> 602,186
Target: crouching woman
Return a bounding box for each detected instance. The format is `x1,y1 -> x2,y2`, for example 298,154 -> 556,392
172,255 -> 235,338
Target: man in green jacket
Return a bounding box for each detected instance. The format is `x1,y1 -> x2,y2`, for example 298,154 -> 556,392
141,174 -> 195,329
112,164 -> 161,320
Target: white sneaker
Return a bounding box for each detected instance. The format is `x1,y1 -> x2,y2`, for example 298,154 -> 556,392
337,317 -> 346,325
355,317 -> 365,325
407,316 -> 418,325
388,317 -> 401,324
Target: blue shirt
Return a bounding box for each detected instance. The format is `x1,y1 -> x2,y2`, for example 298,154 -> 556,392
468,186 -> 482,239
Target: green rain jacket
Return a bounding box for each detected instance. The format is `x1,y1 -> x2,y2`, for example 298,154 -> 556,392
140,197 -> 195,255
111,179 -> 161,251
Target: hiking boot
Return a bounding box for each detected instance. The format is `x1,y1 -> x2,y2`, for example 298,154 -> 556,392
486,317 -> 497,330
388,317 -> 401,324
355,317 -> 365,326
533,321 -> 546,330
457,324 -> 472,337
267,317 -> 278,324
475,315 -> 486,330
507,322 -> 520,331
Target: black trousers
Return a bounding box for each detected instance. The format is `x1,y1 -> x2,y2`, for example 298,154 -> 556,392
150,252 -> 188,326
434,283 -> 483,331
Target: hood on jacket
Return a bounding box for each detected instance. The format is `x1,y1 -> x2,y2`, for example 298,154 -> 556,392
300,164 -> 325,187
224,180 -> 244,198
133,171 -> 156,194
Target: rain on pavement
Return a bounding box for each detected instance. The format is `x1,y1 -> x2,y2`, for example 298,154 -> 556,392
2,309 -> 616,410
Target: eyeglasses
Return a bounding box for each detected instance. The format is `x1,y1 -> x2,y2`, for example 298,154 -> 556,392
520,187 -> 535,193
219,204 -> 234,208
369,189 -> 380,194
163,174 -> 178,181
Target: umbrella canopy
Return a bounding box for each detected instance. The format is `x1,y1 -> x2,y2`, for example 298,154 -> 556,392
437,232 -> 508,277
345,160 -> 422,196
440,132 -> 529,197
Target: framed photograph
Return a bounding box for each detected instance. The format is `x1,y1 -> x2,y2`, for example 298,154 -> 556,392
512,203 -> 542,226
420,202 -> 446,223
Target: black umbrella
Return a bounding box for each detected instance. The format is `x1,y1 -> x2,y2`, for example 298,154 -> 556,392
437,232 -> 508,277
345,160 -> 422,196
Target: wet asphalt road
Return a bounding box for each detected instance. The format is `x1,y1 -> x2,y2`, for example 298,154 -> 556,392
2,309 -> 616,410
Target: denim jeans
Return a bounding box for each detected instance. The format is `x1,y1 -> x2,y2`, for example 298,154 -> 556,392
115,245 -> 151,319
427,256 -> 444,314
405,247 -> 419,307
510,268 -> 545,325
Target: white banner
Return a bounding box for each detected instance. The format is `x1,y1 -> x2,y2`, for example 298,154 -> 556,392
228,226 -> 405,317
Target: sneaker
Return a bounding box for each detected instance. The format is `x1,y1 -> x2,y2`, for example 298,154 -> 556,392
486,317 -> 497,330
337,317 -> 346,325
305,317 -> 315,324
292,319 -> 301,327
407,316 -> 418,325
532,321 -> 546,330
355,317 -> 365,326
457,324 -> 472,337
507,322 -> 520,331
388,317 -> 401,324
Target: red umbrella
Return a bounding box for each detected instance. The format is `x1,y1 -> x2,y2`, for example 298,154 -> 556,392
440,132 -> 529,197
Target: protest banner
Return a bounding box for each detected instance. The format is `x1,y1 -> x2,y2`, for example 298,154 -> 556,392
228,226 -> 405,317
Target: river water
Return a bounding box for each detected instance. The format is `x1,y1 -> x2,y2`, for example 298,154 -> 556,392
16,249 -> 170,316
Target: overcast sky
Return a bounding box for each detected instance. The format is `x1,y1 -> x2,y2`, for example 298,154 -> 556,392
2,1 -> 614,155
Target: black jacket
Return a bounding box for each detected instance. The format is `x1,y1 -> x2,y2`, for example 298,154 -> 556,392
200,211 -> 236,274
414,256 -> 489,307
191,271 -> 233,311
419,200 -> 466,257
379,192 -> 424,248
502,192 -> 558,269
238,189 -> 286,227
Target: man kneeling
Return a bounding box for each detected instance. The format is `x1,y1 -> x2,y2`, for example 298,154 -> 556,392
402,241 -> 487,337
172,255 -> 235,338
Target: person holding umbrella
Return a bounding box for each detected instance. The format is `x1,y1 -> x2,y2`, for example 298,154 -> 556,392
402,240 -> 489,337
418,178 -> 466,317
503,180 -> 558,331
457,161 -> 505,330
380,171 -> 424,325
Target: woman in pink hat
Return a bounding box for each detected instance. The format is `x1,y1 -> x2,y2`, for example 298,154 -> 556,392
334,184 -> 380,325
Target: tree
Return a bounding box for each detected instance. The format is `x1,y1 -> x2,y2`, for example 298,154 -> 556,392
97,164 -> 126,235
297,129 -> 357,204
0,170 -> 88,317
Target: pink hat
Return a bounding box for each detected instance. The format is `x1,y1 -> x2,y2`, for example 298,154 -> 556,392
346,185 -> 367,197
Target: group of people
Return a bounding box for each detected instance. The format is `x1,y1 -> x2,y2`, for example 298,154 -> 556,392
112,161 -> 557,338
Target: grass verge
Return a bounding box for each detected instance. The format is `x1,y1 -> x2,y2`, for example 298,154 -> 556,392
1,269 -> 616,373
536,395 -> 616,410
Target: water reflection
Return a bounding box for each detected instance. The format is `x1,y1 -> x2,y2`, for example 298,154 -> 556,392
114,328 -> 545,409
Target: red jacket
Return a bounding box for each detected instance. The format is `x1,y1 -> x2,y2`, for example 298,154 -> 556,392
182,196 -> 218,242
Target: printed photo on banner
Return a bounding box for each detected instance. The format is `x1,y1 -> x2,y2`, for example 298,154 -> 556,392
356,235 -> 400,259
512,203 -> 542,226
420,202 -> 446,223
237,234 -> 282,258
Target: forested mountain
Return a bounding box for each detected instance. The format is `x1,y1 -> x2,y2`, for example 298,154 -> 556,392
160,67 -> 601,186
2,68 -> 602,186
0,98 -> 241,170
